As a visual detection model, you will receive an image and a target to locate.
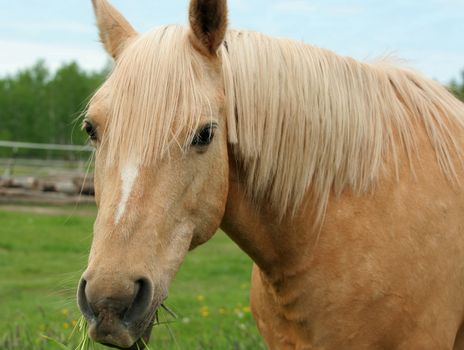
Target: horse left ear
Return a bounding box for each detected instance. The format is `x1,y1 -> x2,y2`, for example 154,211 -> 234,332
188,0 -> 228,56
92,0 -> 137,59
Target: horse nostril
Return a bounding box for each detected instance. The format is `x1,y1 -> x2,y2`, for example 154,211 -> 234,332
77,279 -> 96,321
77,274 -> 154,338
124,278 -> 154,324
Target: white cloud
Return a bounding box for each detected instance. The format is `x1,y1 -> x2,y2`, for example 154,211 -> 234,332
0,20 -> 93,35
0,40 -> 106,76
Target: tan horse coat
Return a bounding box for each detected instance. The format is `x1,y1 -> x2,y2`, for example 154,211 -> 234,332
224,128 -> 464,349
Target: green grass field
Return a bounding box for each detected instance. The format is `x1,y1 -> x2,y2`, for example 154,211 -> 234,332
0,207 -> 265,349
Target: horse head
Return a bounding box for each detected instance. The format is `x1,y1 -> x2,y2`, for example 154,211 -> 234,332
77,1 -> 230,348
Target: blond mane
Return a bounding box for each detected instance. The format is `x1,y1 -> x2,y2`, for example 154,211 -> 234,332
101,25 -> 215,166
221,30 -> 464,222
98,25 -> 464,224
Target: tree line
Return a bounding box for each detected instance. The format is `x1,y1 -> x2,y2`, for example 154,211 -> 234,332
0,61 -> 108,152
0,61 -> 463,157
450,72 -> 464,101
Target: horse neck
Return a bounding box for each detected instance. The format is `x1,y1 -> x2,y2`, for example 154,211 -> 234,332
220,150 -> 319,278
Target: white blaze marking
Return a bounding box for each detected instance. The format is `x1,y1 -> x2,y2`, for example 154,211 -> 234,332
115,162 -> 139,224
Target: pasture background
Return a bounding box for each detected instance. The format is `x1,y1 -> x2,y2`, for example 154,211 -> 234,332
0,205 -> 265,349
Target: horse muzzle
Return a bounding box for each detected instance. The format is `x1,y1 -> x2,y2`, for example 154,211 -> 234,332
77,276 -> 157,349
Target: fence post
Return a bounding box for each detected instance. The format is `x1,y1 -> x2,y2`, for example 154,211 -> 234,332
4,146 -> 18,178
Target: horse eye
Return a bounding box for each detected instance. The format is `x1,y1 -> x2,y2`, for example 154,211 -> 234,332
83,120 -> 97,141
191,124 -> 216,147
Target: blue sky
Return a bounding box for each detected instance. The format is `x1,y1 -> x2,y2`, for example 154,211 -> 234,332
0,0 -> 463,83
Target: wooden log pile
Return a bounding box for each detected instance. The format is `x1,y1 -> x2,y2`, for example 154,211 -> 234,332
0,175 -> 95,196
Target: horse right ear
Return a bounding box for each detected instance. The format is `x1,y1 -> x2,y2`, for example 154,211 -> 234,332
91,0 -> 137,59
188,0 -> 228,57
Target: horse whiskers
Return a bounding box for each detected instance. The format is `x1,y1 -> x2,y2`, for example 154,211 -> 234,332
149,304 -> 178,329
152,309 -> 159,327
160,303 -> 178,319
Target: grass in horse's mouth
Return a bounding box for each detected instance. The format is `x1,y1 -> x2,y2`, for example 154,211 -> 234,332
43,303 -> 177,350
41,316 -> 94,350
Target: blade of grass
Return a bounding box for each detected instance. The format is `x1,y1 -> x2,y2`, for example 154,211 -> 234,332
41,334 -> 72,350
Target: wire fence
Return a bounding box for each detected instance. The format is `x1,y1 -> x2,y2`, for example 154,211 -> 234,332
0,140 -> 93,178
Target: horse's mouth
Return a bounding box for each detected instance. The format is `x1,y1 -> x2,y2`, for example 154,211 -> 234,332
88,306 -> 157,350
102,320 -> 154,350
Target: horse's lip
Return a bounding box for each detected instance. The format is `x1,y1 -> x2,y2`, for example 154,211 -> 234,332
93,306 -> 156,350
103,321 -> 154,350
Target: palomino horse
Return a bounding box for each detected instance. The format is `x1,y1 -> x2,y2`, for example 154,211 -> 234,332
78,0 -> 464,349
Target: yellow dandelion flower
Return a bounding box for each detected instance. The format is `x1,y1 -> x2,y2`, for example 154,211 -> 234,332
61,308 -> 69,316
196,295 -> 205,302
219,307 -> 227,315
242,306 -> 251,313
63,322 -> 69,329
71,319 -> 78,327
200,306 -> 209,317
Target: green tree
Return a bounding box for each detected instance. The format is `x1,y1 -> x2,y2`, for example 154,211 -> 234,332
450,71 -> 464,102
48,62 -> 107,145
0,62 -> 49,156
0,60 -> 108,157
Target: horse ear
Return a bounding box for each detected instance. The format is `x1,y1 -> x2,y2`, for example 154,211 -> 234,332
91,0 -> 137,59
188,0 -> 228,56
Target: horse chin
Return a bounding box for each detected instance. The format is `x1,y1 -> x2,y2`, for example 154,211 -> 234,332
133,324 -> 154,350
102,322 -> 154,350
